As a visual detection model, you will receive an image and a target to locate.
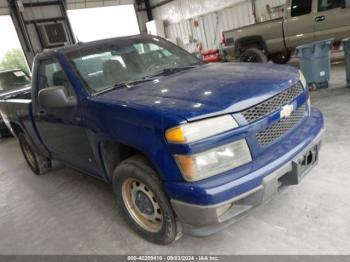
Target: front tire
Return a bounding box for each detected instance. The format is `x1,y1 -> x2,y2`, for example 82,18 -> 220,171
113,155 -> 180,245
239,48 -> 268,63
18,133 -> 51,175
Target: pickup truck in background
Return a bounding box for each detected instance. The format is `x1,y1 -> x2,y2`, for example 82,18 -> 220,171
223,0 -> 350,64
0,69 -> 31,137
0,35 -> 324,245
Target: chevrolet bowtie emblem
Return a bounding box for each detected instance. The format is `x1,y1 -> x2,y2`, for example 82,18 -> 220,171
280,104 -> 294,119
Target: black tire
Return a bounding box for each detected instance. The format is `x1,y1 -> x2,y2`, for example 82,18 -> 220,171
271,51 -> 291,64
113,155 -> 180,245
239,48 -> 268,63
18,133 -> 51,175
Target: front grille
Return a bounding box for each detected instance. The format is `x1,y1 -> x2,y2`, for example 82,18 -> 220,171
256,105 -> 306,147
242,82 -> 304,123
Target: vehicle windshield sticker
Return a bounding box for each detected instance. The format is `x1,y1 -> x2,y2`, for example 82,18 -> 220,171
13,71 -> 26,77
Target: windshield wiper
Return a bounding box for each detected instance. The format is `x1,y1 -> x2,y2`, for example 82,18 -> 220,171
150,65 -> 198,78
113,78 -> 156,89
113,66 -> 196,88
93,78 -> 155,96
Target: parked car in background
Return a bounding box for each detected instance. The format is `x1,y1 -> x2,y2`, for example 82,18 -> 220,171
0,35 -> 324,244
0,69 -> 31,137
223,0 -> 350,64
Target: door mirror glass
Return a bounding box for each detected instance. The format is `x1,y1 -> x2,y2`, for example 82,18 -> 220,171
38,86 -> 77,108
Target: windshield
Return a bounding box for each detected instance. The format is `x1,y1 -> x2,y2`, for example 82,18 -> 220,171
67,36 -> 201,94
0,70 -> 31,92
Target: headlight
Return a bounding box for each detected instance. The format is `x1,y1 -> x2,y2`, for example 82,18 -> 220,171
300,70 -> 311,113
175,139 -> 252,181
299,70 -> 307,88
165,115 -> 238,144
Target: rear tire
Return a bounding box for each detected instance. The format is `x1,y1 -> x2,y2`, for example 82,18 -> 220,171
239,48 -> 268,63
18,133 -> 51,175
113,155 -> 180,245
271,51 -> 291,64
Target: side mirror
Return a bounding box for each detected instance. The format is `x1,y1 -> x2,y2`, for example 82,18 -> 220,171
38,86 -> 77,108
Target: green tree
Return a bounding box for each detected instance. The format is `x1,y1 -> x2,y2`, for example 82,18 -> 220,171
0,48 -> 29,74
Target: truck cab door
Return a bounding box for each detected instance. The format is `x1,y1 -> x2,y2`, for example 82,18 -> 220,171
34,59 -> 102,176
284,0 -> 315,48
314,0 -> 350,41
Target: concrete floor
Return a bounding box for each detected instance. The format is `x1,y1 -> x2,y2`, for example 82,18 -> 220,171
0,62 -> 350,255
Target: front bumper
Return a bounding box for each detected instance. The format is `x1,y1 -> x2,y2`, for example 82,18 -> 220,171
170,109 -> 324,237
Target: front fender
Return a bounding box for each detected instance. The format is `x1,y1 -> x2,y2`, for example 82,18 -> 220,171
84,100 -> 186,182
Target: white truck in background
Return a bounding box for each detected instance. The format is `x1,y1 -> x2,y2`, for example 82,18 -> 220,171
222,0 -> 350,64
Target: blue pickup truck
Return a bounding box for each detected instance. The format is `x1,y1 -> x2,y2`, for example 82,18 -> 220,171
0,35 -> 324,245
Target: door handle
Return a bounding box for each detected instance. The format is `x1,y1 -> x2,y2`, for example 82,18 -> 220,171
37,110 -> 47,117
315,16 -> 326,22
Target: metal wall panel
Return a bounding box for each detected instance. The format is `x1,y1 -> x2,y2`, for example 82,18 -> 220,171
0,0 -> 135,15
66,0 -> 134,10
22,5 -> 62,20
0,0 -> 9,15
8,0 -> 76,68
152,0 -> 288,52
22,0 -> 58,3
255,0 -> 286,21
154,0 -> 254,52
152,0 -> 247,24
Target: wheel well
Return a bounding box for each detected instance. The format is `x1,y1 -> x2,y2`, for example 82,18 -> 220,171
269,50 -> 292,62
100,140 -> 154,180
235,36 -> 268,57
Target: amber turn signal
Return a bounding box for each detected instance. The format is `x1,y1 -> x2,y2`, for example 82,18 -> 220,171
165,126 -> 186,143
175,155 -> 196,180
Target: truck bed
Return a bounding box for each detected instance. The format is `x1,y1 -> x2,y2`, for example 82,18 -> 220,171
223,18 -> 282,35
223,17 -> 285,55
0,98 -> 48,155
0,98 -> 33,134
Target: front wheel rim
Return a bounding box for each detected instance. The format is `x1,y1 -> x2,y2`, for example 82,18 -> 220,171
122,178 -> 163,233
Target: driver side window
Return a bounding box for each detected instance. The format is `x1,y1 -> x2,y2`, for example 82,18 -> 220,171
291,0 -> 312,17
38,59 -> 75,98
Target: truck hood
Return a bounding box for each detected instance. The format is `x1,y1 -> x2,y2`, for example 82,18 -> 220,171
95,63 -> 300,122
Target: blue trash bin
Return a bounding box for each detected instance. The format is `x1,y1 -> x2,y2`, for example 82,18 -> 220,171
296,39 -> 333,89
342,38 -> 350,87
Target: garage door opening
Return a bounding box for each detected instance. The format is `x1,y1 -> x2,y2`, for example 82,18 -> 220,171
67,5 -> 140,43
0,16 -> 29,74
